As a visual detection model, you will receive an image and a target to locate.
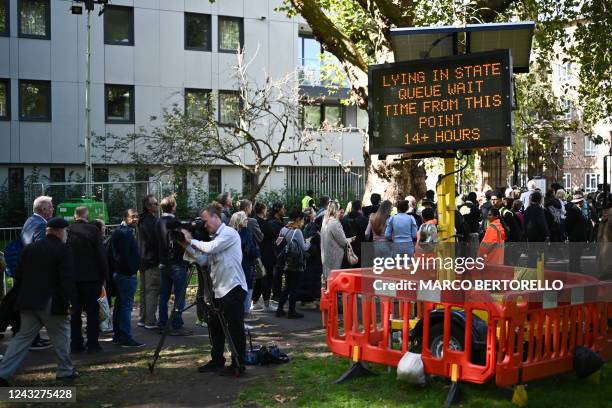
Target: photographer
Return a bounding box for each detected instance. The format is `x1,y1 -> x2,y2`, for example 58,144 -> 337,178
180,203 -> 247,376
156,196 -> 193,336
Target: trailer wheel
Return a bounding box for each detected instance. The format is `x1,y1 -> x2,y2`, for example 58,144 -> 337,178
429,323 -> 464,358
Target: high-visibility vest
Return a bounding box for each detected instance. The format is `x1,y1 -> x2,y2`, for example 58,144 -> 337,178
301,195 -> 313,210
479,219 -> 505,264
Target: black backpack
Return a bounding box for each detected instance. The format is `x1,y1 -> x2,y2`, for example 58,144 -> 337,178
277,229 -> 304,269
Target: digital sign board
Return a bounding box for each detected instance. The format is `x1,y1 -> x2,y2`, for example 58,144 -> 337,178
368,50 -> 513,155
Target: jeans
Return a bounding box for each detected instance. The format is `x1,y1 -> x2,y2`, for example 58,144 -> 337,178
70,281 -> 101,350
208,286 -> 246,366
159,263 -> 188,330
113,273 -> 138,344
244,289 -> 253,314
0,302 -> 73,380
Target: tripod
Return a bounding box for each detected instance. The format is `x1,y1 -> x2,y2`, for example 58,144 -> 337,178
148,263 -> 241,376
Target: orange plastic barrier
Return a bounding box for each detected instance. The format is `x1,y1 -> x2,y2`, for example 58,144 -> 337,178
320,266 -> 612,387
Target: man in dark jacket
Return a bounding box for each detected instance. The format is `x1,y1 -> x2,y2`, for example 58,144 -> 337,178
0,218 -> 78,386
156,196 -> 192,336
565,193 -> 589,273
137,194 -> 159,329
17,196 -> 56,350
111,209 -> 145,348
524,191 -> 550,267
67,206 -> 109,353
341,200 -> 369,267
362,193 -> 381,219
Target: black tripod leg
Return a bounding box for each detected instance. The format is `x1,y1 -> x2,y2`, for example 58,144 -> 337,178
148,266 -> 196,373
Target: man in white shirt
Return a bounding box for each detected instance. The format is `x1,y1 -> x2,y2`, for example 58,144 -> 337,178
181,204 -> 247,376
520,180 -> 537,209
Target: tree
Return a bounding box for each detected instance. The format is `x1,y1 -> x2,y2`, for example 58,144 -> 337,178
280,1 -> 519,202
96,51 -> 316,201
280,0 -> 611,200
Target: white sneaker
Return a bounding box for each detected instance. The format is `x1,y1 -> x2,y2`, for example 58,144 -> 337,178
250,300 -> 264,311
244,323 -> 255,331
262,302 -> 274,313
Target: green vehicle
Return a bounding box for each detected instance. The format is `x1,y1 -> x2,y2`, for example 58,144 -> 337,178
56,198 -> 109,224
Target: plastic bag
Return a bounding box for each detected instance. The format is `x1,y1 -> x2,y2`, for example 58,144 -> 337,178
397,352 -> 426,385
98,286 -> 113,333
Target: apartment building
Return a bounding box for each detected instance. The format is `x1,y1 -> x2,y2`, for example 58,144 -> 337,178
0,0 -> 367,223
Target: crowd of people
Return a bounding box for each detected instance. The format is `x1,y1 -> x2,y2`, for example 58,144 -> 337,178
0,180 -> 604,385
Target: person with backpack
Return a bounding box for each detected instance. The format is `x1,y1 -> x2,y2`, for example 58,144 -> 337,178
66,206 -> 109,354
274,208 -> 310,319
479,208 -> 506,264
229,211 -> 260,325
2,196 -> 55,351
156,196 -> 192,337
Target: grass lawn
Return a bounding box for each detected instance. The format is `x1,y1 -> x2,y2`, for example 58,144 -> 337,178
236,345 -> 611,408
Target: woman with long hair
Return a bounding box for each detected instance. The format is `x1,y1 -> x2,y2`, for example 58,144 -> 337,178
320,201 -> 353,279
229,211 -> 260,324
365,200 -> 393,242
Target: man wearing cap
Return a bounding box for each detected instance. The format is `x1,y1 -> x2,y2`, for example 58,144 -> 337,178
0,218 -> 78,386
565,192 -> 589,273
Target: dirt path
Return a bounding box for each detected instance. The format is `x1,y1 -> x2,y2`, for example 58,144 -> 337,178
0,305 -> 326,407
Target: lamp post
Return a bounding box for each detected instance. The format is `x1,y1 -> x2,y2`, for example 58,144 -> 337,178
71,0 -> 107,197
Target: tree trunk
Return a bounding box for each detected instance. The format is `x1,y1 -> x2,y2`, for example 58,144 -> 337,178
362,136 -> 427,205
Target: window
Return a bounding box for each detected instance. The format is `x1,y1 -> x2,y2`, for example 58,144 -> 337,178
0,79 -> 9,120
185,88 -> 211,117
300,103 -> 345,129
301,105 -> 321,129
104,6 -> 134,45
185,13 -> 211,51
208,169 -> 221,196
218,16 -> 243,52
218,91 -> 241,125
563,173 -> 571,190
19,80 -> 51,121
563,135 -> 572,156
555,62 -> 572,82
105,84 -> 134,123
93,167 -> 109,182
558,99 -> 572,120
584,136 -> 598,156
18,0 -> 49,39
584,173 -> 601,193
298,34 -> 346,87
0,0 -> 8,36
356,108 -> 368,130
298,35 -> 321,86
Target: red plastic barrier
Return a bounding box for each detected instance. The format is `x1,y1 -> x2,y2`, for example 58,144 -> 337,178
320,266 -> 612,387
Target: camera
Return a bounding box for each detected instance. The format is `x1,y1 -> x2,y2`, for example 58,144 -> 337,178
166,218 -> 205,242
